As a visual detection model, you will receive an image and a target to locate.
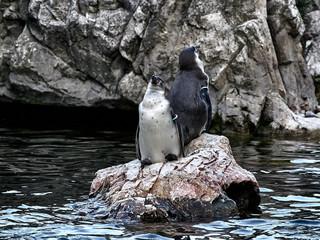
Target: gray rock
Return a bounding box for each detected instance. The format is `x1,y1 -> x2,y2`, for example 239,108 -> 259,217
265,92 -> 320,131
267,0 -> 317,113
0,0 -> 319,131
305,110 -> 318,118
87,134 -> 260,222
118,71 -> 147,105
8,26 -> 112,107
304,10 -> 320,79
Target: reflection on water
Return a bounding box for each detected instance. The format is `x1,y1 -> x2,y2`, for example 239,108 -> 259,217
0,127 -> 320,239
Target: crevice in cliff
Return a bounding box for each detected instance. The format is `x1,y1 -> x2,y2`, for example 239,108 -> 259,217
211,43 -> 245,89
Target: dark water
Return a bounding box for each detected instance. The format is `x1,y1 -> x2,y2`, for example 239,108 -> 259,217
1,127 -> 320,239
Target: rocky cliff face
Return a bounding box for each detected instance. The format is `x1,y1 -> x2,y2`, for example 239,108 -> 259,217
0,0 -> 319,131
302,1 -> 320,100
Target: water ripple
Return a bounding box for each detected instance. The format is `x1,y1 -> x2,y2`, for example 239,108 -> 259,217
1,129 -> 320,239
272,195 -> 320,202
290,159 -> 320,164
290,219 -> 320,227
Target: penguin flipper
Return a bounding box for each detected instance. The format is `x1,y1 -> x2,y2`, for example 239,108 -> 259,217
171,110 -> 185,157
177,121 -> 185,157
200,86 -> 212,132
135,125 -> 141,160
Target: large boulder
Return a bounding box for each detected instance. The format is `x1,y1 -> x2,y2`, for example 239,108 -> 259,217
87,134 -> 260,222
264,92 -> 320,131
0,0 -> 319,131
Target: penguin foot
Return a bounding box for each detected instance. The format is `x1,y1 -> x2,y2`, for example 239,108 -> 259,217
140,158 -> 152,167
165,153 -> 178,162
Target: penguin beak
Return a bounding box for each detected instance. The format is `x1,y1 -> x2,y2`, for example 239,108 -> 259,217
151,75 -> 164,86
193,45 -> 200,53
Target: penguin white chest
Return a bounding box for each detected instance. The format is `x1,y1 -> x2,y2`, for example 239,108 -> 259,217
138,95 -> 181,163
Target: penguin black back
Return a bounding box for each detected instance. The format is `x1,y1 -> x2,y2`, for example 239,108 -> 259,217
167,45 -> 212,145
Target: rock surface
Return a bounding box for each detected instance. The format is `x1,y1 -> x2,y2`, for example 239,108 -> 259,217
0,0 -> 319,131
88,134 -> 260,222
304,6 -> 320,80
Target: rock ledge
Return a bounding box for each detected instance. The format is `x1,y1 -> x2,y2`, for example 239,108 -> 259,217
88,134 -> 260,222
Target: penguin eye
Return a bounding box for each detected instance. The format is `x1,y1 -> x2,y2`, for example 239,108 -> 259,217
193,45 -> 200,53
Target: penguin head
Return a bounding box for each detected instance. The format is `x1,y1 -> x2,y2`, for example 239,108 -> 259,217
179,45 -> 204,71
148,75 -> 165,91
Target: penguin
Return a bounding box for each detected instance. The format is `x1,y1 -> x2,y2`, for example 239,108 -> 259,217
136,75 -> 185,166
167,45 -> 212,145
